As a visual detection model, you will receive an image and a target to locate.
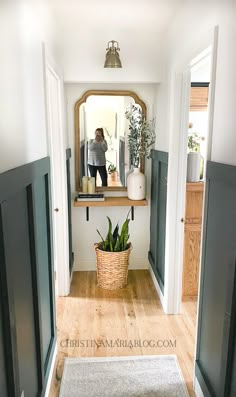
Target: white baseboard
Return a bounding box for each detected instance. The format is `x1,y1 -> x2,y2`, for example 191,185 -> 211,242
194,376 -> 205,397
149,265 -> 166,312
45,341 -> 57,397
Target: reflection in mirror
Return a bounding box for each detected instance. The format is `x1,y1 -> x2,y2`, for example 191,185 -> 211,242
75,91 -> 146,191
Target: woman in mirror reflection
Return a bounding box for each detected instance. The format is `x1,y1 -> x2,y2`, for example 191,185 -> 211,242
88,128 -> 108,186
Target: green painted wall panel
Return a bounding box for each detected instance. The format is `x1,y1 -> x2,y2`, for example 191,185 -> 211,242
196,161 -> 236,396
0,157 -> 56,396
33,176 -> 54,373
0,298 -> 7,396
2,192 -> 39,396
149,150 -> 168,292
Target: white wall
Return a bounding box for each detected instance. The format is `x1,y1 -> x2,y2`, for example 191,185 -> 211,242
65,82 -> 158,270
210,1 -> 236,165
0,0 -> 59,173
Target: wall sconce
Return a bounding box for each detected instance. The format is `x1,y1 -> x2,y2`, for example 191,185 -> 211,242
104,40 -> 122,68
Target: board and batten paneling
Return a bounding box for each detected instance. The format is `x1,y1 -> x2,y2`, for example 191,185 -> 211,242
0,157 -> 56,397
148,150 -> 168,293
196,161 -> 236,397
0,291 -> 8,395
66,148 -> 74,274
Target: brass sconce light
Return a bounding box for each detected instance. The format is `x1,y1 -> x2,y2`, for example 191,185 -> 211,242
104,40 -> 122,68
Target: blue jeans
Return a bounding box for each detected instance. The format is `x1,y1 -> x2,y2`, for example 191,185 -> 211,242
88,165 -> 108,186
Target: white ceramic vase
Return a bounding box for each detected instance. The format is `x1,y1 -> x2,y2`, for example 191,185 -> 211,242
127,167 -> 145,200
125,166 -> 134,185
187,152 -> 200,182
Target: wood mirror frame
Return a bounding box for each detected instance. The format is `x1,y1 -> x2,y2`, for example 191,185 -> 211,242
74,90 -> 147,191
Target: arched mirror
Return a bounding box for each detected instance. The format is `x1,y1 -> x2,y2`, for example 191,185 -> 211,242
75,90 -> 147,191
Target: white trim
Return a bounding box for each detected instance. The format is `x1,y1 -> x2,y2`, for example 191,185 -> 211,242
194,376 -> 205,397
190,47 -> 212,70
206,27 -> 218,162
164,26 -> 218,315
44,342 -> 57,397
149,265 -> 166,312
163,69 -> 190,314
42,43 -> 70,296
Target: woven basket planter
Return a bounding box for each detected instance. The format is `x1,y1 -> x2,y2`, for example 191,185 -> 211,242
94,243 -> 132,290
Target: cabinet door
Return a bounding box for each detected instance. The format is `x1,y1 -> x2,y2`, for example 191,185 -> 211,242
182,224 -> 201,298
149,150 -> 168,292
182,184 -> 203,299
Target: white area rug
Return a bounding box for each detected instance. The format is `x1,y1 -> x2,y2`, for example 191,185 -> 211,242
59,355 -> 189,397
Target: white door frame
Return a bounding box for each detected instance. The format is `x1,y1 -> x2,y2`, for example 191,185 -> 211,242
164,26 -> 218,314
42,43 -> 70,296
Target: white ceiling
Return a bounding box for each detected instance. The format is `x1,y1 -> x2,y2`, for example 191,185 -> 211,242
51,0 -> 184,34
49,0 -> 185,82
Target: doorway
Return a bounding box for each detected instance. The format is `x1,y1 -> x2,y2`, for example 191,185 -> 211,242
181,57 -> 211,303
43,45 -> 71,297
165,28 -> 218,316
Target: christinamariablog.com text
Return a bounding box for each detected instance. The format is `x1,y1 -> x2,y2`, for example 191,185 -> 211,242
60,339 -> 177,349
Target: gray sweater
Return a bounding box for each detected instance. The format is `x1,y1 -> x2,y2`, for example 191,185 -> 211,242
88,139 -> 108,166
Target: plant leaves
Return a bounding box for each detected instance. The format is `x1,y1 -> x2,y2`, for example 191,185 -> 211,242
120,218 -> 130,250
96,216 -> 130,252
107,217 -> 113,251
112,223 -> 119,248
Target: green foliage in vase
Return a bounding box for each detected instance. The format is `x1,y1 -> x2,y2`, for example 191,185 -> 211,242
125,104 -> 156,167
188,132 -> 201,152
96,215 -> 130,252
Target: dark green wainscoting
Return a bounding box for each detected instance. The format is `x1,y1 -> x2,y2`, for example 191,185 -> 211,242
66,148 -> 74,274
148,150 -> 168,293
0,157 -> 56,397
195,160 -> 236,397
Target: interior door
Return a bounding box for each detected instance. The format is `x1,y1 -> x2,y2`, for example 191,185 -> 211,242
45,56 -> 70,296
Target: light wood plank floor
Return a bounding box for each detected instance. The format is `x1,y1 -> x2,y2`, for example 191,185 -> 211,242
49,270 -> 197,396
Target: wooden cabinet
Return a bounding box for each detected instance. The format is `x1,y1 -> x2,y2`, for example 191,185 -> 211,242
182,182 -> 204,299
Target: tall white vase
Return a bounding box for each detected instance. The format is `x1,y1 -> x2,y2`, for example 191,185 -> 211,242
125,166 -> 134,185
187,152 -> 200,182
127,167 -> 145,200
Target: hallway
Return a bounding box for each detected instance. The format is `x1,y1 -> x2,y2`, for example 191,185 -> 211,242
49,270 -> 197,396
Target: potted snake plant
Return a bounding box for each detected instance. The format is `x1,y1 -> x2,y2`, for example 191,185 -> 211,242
94,215 -> 132,290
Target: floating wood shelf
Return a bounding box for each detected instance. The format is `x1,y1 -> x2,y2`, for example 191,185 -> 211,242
74,197 -> 148,221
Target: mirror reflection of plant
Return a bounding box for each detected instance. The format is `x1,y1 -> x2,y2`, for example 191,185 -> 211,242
103,126 -> 113,146
96,214 -> 130,252
107,161 -> 117,173
188,131 -> 202,152
125,104 -> 156,168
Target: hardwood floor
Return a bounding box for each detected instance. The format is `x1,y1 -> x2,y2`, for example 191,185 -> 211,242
49,270 -> 197,396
